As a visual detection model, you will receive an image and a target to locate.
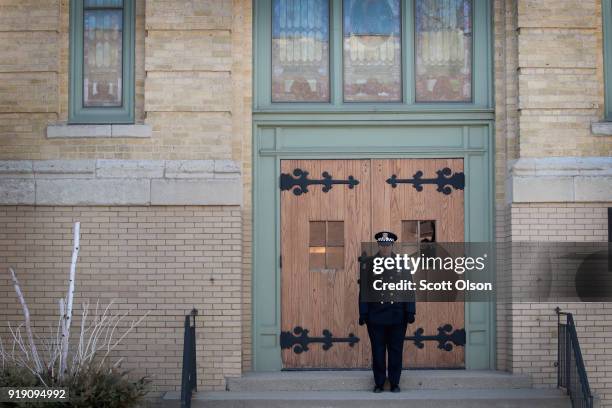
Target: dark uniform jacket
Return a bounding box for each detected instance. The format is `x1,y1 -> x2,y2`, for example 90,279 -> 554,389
358,251 -> 416,325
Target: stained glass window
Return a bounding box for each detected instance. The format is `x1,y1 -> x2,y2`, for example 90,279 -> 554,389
272,0 -> 330,102
415,0 -> 472,102
83,0 -> 124,107
343,0 -> 401,102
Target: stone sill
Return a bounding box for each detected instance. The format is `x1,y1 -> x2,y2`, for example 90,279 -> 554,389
591,121 -> 612,136
0,159 -> 241,206
508,157 -> 612,203
46,124 -> 152,139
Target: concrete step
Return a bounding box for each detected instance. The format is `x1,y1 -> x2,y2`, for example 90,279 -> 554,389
162,388 -> 571,408
226,370 -> 532,391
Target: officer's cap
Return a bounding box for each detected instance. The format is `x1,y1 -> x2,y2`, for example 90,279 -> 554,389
374,231 -> 397,246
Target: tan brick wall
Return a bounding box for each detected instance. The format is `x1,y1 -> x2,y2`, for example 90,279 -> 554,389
509,203 -> 612,406
517,0 -> 612,157
0,0 -> 251,163
0,205 -> 242,394
0,0 -> 254,374
231,0 -> 254,372
493,0 -> 518,373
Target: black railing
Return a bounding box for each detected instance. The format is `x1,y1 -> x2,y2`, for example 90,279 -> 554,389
556,307 -> 594,408
181,308 -> 198,408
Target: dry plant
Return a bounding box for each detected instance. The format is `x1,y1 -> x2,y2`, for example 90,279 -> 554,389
1,222 -> 149,386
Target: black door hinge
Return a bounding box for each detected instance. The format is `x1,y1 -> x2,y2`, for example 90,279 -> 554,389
279,255 -> 282,268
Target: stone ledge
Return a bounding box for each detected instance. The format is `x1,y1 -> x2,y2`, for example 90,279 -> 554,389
591,121 -> 612,136
0,159 -> 241,206
509,157 -> 612,203
37,179 -> 150,205
46,124 -> 152,139
151,178 -> 242,205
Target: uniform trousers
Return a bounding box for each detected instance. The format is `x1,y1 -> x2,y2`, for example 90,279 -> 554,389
366,321 -> 408,387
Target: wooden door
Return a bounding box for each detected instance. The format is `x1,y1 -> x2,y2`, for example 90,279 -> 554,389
281,160 -> 372,368
280,159 -> 464,369
371,159 -> 464,368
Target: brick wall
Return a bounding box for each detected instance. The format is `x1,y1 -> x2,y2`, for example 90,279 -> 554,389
0,0 -> 255,374
510,203 -> 612,406
0,0 -> 252,163
0,205 -> 242,394
517,0 -> 612,157
493,0 -> 518,373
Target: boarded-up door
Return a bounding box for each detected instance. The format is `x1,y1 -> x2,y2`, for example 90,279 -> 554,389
280,159 -> 465,369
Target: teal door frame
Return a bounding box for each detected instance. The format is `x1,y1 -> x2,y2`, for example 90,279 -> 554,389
251,117 -> 496,371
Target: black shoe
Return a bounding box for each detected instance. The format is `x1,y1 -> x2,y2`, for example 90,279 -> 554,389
390,384 -> 400,393
373,385 -> 384,393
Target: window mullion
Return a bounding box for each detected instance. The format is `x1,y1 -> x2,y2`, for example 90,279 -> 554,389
404,0 -> 415,104
331,0 -> 343,106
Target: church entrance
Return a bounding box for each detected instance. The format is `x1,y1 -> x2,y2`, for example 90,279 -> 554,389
280,158 -> 465,369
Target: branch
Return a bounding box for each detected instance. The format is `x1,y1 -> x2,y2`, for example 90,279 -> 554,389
60,221 -> 80,380
8,267 -> 43,373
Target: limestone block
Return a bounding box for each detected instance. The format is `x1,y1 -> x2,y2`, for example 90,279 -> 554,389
36,178 -> 150,205
46,125 -> 111,138
33,160 -> 95,178
96,159 -> 164,178
0,160 -> 33,177
574,177 -> 612,201
151,178 -> 241,205
164,160 -> 215,178
0,178 -> 35,204
214,159 -> 240,174
513,176 -> 574,202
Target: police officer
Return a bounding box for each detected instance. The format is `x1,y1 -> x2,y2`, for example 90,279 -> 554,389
358,231 -> 416,393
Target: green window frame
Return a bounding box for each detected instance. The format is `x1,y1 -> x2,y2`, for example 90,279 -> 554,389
255,0 -> 492,111
603,0 -> 612,120
69,0 -> 135,124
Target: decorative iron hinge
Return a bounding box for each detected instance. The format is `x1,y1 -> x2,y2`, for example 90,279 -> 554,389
406,324 -> 466,351
386,167 -> 464,195
280,168 -> 359,196
280,326 -> 359,354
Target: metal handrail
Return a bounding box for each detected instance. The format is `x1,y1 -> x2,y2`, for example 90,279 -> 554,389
181,308 -> 198,408
556,307 -> 594,408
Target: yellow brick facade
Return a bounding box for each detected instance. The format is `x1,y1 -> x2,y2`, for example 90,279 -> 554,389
0,0 -> 610,403
516,0 -> 612,157
0,0 -> 254,392
509,204 -> 611,405
0,0 -> 250,162
0,206 -> 242,394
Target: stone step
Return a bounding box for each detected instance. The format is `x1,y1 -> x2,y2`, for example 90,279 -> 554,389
162,388 -> 570,408
226,370 -> 532,392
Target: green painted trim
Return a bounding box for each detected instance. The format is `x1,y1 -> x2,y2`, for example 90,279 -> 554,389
603,0 -> 612,120
405,0 -> 415,104
69,0 -> 135,124
252,0 -> 495,372
254,0 -> 492,110
331,0 -> 341,104
252,122 -> 495,371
